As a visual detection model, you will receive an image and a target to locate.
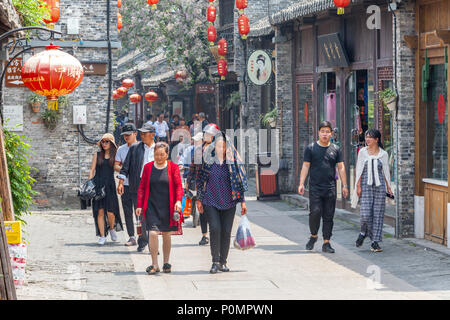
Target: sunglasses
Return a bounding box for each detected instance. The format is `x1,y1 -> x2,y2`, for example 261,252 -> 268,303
101,140 -> 111,144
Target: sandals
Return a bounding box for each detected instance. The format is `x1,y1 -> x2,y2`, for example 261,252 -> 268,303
146,265 -> 160,275
163,263 -> 172,273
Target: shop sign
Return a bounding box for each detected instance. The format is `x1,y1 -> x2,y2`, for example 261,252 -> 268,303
318,33 -> 349,68
196,84 -> 215,94
5,57 -> 24,87
81,62 -> 107,76
247,50 -> 273,86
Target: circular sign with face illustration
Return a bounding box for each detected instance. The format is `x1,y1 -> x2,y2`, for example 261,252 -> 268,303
247,50 -> 272,86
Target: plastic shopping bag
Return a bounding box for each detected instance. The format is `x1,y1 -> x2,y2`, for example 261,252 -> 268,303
233,215 -> 255,250
8,242 -> 27,288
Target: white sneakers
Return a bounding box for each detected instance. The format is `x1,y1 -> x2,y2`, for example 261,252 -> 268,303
110,229 -> 118,242
98,236 -> 106,245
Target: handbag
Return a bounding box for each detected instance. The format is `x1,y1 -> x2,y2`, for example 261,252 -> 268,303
94,186 -> 106,201
77,178 -> 96,200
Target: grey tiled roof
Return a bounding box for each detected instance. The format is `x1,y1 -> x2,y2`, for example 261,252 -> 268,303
249,16 -> 274,38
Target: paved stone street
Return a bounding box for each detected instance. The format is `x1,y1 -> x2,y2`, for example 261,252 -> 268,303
15,192 -> 450,300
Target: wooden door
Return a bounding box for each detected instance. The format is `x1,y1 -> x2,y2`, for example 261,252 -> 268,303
424,182 -> 448,245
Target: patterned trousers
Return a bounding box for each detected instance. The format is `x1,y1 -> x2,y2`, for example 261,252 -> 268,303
360,183 -> 386,242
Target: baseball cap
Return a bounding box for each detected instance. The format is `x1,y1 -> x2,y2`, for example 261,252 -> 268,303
121,123 -> 137,135
192,132 -> 203,142
138,122 -> 156,133
203,123 -> 220,136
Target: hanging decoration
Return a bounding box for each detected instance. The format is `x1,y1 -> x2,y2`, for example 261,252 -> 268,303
113,90 -> 121,100
147,0 -> 159,10
438,94 -> 446,124
175,70 -> 187,83
117,0 -> 122,8
238,14 -> 249,39
145,90 -> 159,106
129,93 -> 142,104
117,12 -> 123,32
207,5 -> 216,24
218,59 -> 227,80
207,25 -> 217,46
235,0 -> 248,14
122,78 -> 134,88
116,86 -> 129,97
21,43 -> 83,111
217,38 -> 228,58
333,0 -> 350,15
42,0 -> 60,24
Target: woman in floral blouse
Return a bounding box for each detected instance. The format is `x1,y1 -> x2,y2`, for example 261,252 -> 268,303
195,132 -> 248,274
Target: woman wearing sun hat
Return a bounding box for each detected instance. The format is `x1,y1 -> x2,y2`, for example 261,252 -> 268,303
89,133 -> 123,245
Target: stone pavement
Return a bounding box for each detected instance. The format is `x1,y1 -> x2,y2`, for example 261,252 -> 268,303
15,194 -> 450,300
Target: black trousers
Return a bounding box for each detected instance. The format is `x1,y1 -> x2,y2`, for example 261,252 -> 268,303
204,205 -> 236,264
200,211 -> 208,234
309,189 -> 336,241
128,192 -> 148,248
121,186 -> 136,237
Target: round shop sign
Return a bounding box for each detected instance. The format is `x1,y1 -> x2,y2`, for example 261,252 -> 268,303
247,50 -> 272,86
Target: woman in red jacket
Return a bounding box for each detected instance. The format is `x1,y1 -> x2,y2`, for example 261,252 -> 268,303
136,142 -> 183,274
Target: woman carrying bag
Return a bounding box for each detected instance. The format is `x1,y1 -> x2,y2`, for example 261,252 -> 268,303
196,132 -> 248,274
351,129 -> 393,252
136,142 -> 183,274
89,133 -> 123,245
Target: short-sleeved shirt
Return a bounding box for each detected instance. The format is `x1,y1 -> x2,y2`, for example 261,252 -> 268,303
115,142 -> 138,186
303,142 -> 343,193
153,121 -> 169,137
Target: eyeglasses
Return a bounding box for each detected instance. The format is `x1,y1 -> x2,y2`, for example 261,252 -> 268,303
101,140 -> 111,144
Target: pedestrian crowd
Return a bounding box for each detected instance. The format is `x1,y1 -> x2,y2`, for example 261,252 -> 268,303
88,113 -> 393,275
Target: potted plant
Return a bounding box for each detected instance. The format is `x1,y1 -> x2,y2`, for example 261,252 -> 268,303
260,107 -> 277,128
378,88 -> 397,112
40,109 -> 61,130
27,93 -> 44,112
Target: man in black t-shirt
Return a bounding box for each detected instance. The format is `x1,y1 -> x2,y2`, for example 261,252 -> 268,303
298,121 -> 348,253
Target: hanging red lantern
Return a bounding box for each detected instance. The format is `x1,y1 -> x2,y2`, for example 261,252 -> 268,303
217,59 -> 227,80
207,6 -> 216,24
122,78 -> 134,88
113,90 -> 121,100
21,43 -> 83,111
238,14 -> 249,40
207,25 -> 217,46
209,0 -> 214,2
117,12 -> 123,31
218,38 -> 228,57
117,0 -> 122,8
235,0 -> 248,14
145,90 -> 158,106
129,93 -> 142,104
175,70 -> 187,82
116,86 -> 128,96
147,0 -> 159,10
42,0 -> 60,24
333,0 -> 350,15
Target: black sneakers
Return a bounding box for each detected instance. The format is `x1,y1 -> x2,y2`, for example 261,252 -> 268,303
356,233 -> 366,247
371,242 -> 383,252
199,236 -> 209,246
322,242 -> 335,253
305,236 -> 318,250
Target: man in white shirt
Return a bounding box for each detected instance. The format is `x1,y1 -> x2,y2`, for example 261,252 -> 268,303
145,114 -> 153,126
153,112 -> 170,143
117,122 -> 156,252
114,123 -> 139,246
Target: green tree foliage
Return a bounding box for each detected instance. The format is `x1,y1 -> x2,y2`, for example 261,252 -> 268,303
120,0 -> 214,87
12,0 -> 50,27
2,124 -> 37,224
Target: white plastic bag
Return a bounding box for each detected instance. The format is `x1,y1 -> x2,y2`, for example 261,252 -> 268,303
8,242 -> 27,288
233,216 -> 255,250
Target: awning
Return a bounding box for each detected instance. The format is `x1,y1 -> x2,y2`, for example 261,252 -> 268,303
141,70 -> 175,86
249,16 -> 274,38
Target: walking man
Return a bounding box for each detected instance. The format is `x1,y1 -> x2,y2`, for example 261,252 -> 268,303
298,121 -> 348,253
153,112 -> 170,143
114,123 -> 139,246
117,122 -> 156,252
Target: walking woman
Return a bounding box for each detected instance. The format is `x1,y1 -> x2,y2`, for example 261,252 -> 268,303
351,129 -> 393,252
136,142 -> 183,274
89,133 -> 123,245
196,132 -> 248,274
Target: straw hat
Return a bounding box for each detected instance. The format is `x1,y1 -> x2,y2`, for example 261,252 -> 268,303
97,133 -> 117,149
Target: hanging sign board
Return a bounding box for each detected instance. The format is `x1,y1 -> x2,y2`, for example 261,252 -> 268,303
247,50 -> 273,86
80,62 -> 107,76
318,33 -> 350,68
4,57 -> 24,87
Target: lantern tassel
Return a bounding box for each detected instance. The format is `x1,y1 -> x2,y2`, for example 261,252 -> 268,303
241,35 -> 247,40
151,4 -> 156,9
337,7 -> 344,14
48,99 -> 58,111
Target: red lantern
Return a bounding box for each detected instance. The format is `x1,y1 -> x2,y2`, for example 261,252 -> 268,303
129,93 -> 142,104
238,14 -> 249,40
21,43 -> 83,110
117,0 -> 122,8
147,0 -> 159,9
117,12 -> 123,31
218,59 -> 227,80
175,70 -> 187,82
235,0 -> 248,14
209,0 -> 214,2
113,90 -> 121,100
218,38 -> 228,57
207,25 -> 217,46
122,78 -> 134,88
116,87 -> 128,96
42,0 -> 60,24
145,90 -> 158,106
333,0 -> 350,14
207,6 -> 216,24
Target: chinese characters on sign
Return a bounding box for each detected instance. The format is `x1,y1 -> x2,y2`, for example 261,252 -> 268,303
5,58 -> 24,87
81,62 -> 107,76
247,50 -> 273,86
317,33 -> 350,68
